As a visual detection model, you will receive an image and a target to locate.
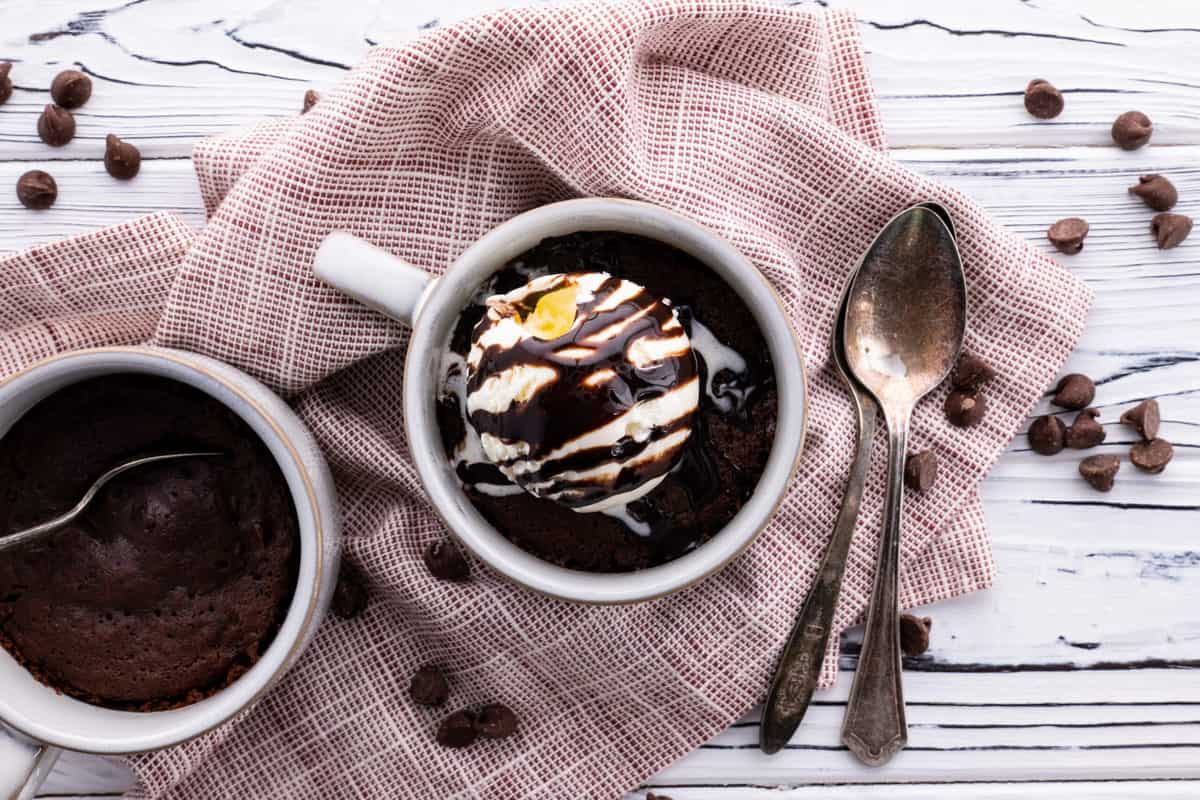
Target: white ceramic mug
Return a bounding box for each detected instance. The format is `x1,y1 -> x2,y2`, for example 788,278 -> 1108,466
0,346 -> 341,800
315,197 -> 806,604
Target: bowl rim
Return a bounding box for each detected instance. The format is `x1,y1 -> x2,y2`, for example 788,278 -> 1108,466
403,198 -> 808,604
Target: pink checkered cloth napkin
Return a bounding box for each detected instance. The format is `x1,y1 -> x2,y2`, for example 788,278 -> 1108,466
0,2 -> 1091,797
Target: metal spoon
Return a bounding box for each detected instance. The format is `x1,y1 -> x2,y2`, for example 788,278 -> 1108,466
0,452 -> 223,553
839,204 -> 966,766
759,268 -> 879,754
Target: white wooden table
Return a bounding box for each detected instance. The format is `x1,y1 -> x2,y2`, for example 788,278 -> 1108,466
3,0 -> 1198,797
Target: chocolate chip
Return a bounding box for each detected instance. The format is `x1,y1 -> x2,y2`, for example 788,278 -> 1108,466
904,450 -> 938,492
1024,79 -> 1063,119
1120,399 -> 1160,440
1129,175 -> 1177,212
50,69 -> 92,109
474,703 -> 519,739
302,89 -> 319,113
945,389 -> 986,428
1112,111 -> 1152,150
409,666 -> 449,706
37,104 -> 75,147
16,170 -> 57,210
1130,438 -> 1174,473
103,134 -> 141,180
1079,454 -> 1120,492
1066,407 -> 1106,449
330,563 -> 368,619
0,63 -> 12,106
899,613 -> 932,657
436,710 -> 478,748
951,353 -> 996,392
424,539 -> 470,581
1151,213 -> 1192,250
1047,217 -> 1088,255
646,794 -> 674,800
1051,373 -> 1095,410
1028,414 -> 1067,455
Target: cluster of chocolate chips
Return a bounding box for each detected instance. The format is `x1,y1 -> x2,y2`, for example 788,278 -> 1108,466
1023,89 -> 1193,254
5,65 -> 144,210
1029,374 -> 1173,491
407,664 -> 520,748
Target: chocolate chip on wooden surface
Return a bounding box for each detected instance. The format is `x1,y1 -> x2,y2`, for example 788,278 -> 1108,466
0,63 -> 12,106
50,69 -> 92,109
1047,217 -> 1089,254
1129,175 -> 1178,212
904,450 -> 938,492
436,710 -> 478,748
1051,373 -> 1095,410
1112,111 -> 1152,150
899,613 -> 932,657
1024,79 -> 1063,119
302,89 -> 319,113
945,390 -> 986,428
37,104 -> 75,147
1130,438 -> 1174,473
104,134 -> 141,180
1028,414 -> 1067,455
474,703 -> 519,739
423,539 -> 470,581
330,563 -> 369,619
646,794 -> 674,800
16,170 -> 57,209
1120,399 -> 1160,440
1151,213 -> 1192,250
1079,454 -> 1120,492
951,353 -> 996,392
1066,407 -> 1106,450
409,666 -> 450,707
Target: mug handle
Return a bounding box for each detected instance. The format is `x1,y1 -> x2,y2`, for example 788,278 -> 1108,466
0,726 -> 60,800
313,232 -> 436,326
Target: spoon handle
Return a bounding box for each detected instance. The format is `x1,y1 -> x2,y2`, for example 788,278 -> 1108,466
760,400 -> 877,754
841,415 -> 909,766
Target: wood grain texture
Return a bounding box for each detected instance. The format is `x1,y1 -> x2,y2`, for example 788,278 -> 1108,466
0,0 -> 1196,797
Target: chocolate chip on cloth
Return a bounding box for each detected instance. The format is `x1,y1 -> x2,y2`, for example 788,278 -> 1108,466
1023,79 -> 1063,119
104,134 -> 141,180
1112,110 -> 1153,150
302,89 -> 320,113
899,613 -> 932,657
1129,175 -> 1178,212
423,539 -> 470,581
1151,213 -> 1192,250
1079,454 -> 1120,492
50,69 -> 92,109
1047,218 -> 1088,255
1051,373 -> 1095,410
16,170 -> 57,210
1120,399 -> 1160,440
474,703 -> 519,739
331,563 -> 369,619
945,389 -> 986,428
1130,438 -> 1174,474
1066,407 -> 1106,449
904,450 -> 938,492
37,104 -> 75,147
436,710 -> 478,748
0,63 -> 12,106
951,353 -> 996,392
1028,414 -> 1066,455
409,666 -> 450,707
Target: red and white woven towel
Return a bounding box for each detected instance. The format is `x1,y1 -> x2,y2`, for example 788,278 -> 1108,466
0,3 -> 1091,797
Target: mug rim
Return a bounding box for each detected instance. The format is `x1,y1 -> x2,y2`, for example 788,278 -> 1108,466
0,346 -> 329,754
403,198 -> 808,604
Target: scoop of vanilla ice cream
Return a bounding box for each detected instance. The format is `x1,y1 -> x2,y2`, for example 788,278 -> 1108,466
465,272 -> 699,512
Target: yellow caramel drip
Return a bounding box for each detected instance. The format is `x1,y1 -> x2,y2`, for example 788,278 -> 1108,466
523,285 -> 579,340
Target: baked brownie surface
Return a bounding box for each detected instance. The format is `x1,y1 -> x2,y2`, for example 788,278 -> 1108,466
0,375 -> 298,710
437,231 -> 778,572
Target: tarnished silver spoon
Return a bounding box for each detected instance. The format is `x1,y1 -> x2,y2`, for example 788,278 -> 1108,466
839,204 -> 965,766
0,452 -> 223,553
